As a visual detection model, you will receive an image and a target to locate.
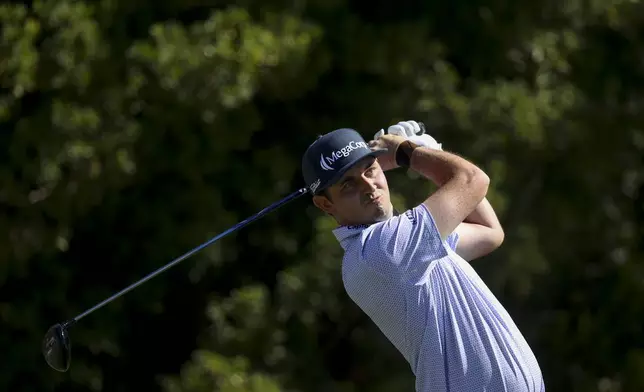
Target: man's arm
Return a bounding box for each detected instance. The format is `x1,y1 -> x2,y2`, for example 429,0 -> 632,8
406,145 -> 504,260
372,134 -> 490,240
453,198 -> 504,261
405,144 -> 490,240
371,122 -> 502,261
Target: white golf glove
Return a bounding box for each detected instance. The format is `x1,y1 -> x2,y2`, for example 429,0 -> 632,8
374,120 -> 442,150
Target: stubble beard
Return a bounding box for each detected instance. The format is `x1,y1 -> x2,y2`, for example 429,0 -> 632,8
372,201 -> 393,222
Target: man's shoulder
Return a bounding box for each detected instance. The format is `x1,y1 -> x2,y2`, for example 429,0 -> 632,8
362,204 -> 430,240
336,204 -> 440,255
361,204 -> 448,264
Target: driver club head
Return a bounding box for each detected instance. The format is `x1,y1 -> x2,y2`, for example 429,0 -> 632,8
42,323 -> 71,372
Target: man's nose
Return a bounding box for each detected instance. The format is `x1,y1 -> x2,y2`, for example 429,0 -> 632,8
358,175 -> 378,193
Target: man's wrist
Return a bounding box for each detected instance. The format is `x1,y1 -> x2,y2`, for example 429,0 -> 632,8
395,140 -> 420,167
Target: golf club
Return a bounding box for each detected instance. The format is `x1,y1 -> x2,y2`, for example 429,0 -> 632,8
42,187 -> 309,372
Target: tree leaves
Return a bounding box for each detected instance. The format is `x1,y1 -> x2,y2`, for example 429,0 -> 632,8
3,0 -> 644,391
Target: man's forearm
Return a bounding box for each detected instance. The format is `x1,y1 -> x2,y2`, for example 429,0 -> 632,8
406,146 -> 484,187
415,147 -> 501,230
463,197 -> 502,230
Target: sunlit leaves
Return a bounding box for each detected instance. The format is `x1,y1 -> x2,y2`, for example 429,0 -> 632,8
128,8 -> 320,109
162,350 -> 285,392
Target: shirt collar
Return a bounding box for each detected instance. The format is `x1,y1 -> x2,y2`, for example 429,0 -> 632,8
331,210 -> 401,250
332,223 -> 372,250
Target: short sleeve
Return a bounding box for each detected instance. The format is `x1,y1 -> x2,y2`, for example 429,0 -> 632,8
360,203 -> 449,277
446,231 -> 460,252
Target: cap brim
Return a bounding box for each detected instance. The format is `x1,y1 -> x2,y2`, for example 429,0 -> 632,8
315,148 -> 388,195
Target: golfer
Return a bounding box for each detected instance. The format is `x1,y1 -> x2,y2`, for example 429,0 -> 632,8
301,120 -> 545,392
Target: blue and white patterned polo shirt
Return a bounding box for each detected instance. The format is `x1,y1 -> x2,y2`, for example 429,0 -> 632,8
333,203 -> 545,392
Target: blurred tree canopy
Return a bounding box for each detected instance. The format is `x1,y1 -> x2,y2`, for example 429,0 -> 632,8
2,0 -> 644,391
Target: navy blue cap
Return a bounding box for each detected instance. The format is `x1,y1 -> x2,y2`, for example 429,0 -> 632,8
301,128 -> 386,195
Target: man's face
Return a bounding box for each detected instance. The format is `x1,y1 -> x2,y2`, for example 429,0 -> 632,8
313,156 -> 393,226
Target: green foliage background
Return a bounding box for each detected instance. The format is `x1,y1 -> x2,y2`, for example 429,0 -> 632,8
2,0 -> 644,391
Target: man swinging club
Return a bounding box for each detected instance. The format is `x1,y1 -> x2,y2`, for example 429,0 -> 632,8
301,120 -> 545,392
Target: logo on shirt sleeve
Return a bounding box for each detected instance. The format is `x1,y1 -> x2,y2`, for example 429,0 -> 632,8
405,210 -> 417,225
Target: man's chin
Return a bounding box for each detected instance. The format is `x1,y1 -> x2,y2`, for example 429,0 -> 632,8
372,204 -> 393,222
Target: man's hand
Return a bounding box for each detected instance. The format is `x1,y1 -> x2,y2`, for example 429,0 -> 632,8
369,120 -> 443,171
374,120 -> 443,150
374,120 -> 425,139
368,134 -> 407,171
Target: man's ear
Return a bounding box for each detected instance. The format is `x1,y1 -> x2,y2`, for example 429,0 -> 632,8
312,194 -> 334,215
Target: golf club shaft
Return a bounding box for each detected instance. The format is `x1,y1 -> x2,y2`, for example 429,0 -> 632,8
71,187 -> 309,323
